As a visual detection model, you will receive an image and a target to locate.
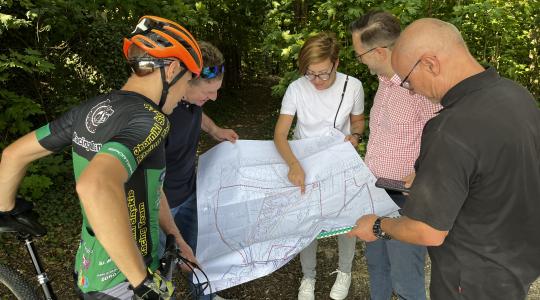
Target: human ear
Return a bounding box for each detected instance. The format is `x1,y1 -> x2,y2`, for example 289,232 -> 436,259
165,60 -> 180,82
376,47 -> 388,61
421,55 -> 440,76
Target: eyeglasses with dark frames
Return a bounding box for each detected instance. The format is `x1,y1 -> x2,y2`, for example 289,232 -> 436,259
355,45 -> 390,63
304,62 -> 335,81
399,59 -> 421,90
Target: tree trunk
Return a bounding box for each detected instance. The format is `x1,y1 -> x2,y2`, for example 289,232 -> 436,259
222,42 -> 242,89
294,0 -> 308,28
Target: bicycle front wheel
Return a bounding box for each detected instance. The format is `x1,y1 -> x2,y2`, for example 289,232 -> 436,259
0,263 -> 39,299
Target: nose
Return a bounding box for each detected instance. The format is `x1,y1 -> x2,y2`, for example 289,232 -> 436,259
312,76 -> 323,83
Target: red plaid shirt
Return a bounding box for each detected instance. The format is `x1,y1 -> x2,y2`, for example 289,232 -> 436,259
365,74 -> 442,180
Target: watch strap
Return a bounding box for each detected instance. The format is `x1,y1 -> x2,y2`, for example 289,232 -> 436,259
351,132 -> 363,141
373,217 -> 391,240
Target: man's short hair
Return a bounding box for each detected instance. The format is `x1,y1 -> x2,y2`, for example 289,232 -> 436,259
350,10 -> 401,48
298,32 -> 340,75
190,41 -> 225,84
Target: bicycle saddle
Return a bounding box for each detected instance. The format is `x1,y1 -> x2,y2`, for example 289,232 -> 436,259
0,211 -> 47,237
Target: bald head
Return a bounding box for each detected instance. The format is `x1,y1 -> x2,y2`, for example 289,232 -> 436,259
391,18 -> 484,102
393,18 -> 466,62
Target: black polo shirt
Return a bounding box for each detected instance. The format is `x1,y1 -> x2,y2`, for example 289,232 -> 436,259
163,101 -> 202,208
403,68 -> 540,299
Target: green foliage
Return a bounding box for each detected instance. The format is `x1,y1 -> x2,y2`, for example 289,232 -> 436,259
19,154 -> 71,199
450,0 -> 540,98
262,0 -> 539,109
0,0 -> 538,200
0,12 -> 52,144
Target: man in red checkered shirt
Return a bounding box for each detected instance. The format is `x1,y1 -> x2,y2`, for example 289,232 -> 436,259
349,11 -> 441,300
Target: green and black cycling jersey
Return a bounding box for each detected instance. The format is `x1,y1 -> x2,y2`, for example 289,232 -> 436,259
35,90 -> 170,293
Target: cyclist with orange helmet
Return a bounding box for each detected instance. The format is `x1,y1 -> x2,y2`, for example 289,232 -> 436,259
0,16 -> 202,299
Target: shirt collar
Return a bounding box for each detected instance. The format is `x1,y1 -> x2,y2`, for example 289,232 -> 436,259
441,67 -> 499,107
378,73 -> 403,86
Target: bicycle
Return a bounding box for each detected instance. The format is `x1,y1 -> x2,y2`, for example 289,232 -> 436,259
0,208 -> 53,299
0,205 -> 212,299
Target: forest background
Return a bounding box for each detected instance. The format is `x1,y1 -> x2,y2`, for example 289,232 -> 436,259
0,0 -> 539,298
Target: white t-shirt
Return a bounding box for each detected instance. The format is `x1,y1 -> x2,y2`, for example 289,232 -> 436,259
280,72 -> 364,139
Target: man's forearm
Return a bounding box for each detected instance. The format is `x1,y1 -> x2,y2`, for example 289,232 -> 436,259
77,155 -> 147,287
79,181 -> 147,285
201,112 -> 217,135
159,192 -> 184,242
382,216 -> 447,246
0,156 -> 28,211
0,131 -> 52,211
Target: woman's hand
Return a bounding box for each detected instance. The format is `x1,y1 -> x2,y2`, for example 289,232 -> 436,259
288,162 -> 306,194
344,134 -> 360,148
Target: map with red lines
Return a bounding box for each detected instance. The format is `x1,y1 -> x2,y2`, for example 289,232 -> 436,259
195,132 -> 399,293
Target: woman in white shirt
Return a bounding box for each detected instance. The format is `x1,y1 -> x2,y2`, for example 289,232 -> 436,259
273,32 -> 365,300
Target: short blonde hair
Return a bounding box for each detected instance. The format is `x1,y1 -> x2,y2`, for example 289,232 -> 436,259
298,32 -> 340,74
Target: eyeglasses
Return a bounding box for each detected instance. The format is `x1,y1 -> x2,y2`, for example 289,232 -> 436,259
355,46 -> 389,63
399,59 -> 421,90
201,64 -> 225,79
304,62 -> 335,81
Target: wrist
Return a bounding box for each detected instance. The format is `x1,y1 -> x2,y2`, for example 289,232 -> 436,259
288,160 -> 299,167
351,132 -> 363,141
130,268 -> 149,289
208,126 -> 218,137
372,217 -> 391,240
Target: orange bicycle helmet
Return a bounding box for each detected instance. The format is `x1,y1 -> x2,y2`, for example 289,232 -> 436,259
123,15 -> 203,76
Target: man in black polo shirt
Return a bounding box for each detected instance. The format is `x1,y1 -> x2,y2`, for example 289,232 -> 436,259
347,18 -> 540,299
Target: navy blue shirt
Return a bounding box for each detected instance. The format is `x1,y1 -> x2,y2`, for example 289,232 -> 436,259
163,100 -> 202,208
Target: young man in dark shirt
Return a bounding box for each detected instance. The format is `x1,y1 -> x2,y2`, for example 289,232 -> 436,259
348,18 -> 540,299
162,41 -> 238,300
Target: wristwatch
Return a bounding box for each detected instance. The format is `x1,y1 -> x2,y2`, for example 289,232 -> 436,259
372,217 -> 391,240
351,132 -> 363,142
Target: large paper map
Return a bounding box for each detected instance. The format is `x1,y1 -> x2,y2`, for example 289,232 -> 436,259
195,132 -> 398,293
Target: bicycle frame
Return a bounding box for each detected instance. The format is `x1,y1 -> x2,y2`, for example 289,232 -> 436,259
0,210 -> 56,300
2,215 -> 208,299
18,233 -> 56,300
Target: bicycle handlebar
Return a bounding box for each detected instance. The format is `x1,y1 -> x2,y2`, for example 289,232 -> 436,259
159,234 -> 213,297
160,234 -> 178,280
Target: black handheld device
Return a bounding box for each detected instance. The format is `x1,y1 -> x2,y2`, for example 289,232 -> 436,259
375,177 -> 410,193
